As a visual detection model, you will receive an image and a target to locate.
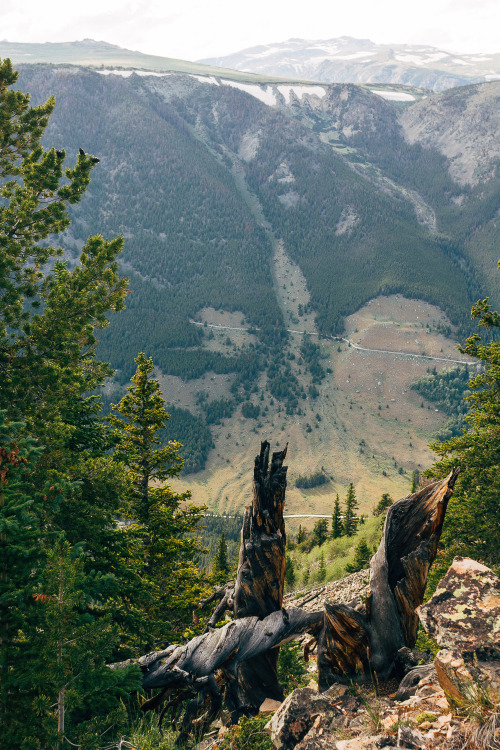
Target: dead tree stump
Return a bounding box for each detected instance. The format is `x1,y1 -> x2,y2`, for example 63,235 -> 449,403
317,468 -> 460,689
234,441 -> 288,709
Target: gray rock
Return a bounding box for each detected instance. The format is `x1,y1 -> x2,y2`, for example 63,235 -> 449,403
397,724 -> 426,748
417,557 -> 500,659
265,688 -> 339,750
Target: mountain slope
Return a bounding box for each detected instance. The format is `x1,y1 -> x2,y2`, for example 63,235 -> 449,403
12,64 -> 500,510
201,37 -> 500,91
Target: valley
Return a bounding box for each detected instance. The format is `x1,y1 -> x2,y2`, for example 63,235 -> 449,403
167,241 -> 473,523
3,35 -> 500,750
11,59 -> 498,524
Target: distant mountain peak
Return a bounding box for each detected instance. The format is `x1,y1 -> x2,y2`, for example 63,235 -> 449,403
200,37 -> 500,92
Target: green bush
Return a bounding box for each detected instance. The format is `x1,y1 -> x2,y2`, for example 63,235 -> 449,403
220,715 -> 273,750
277,641 -> 309,695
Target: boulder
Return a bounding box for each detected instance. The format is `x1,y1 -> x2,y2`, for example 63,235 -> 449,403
260,698 -> 282,714
397,724 -> 426,748
417,557 -> 500,659
293,715 -> 338,750
265,688 -> 341,750
434,649 -> 500,706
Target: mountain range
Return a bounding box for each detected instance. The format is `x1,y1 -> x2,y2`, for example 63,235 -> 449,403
202,36 -> 500,91
7,42 -> 500,514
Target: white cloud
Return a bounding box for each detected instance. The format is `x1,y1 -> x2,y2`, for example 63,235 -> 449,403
1,0 -> 498,60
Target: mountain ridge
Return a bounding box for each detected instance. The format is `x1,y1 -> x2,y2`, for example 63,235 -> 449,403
201,36 -> 500,91
0,38 -> 324,85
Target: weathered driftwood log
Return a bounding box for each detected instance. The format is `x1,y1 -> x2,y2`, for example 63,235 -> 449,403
136,607 -> 323,742
317,468 -> 460,690
234,440 -> 288,708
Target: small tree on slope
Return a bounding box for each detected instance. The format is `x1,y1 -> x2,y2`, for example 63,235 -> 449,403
343,482 -> 359,536
110,353 -> 206,644
428,271 -> 500,577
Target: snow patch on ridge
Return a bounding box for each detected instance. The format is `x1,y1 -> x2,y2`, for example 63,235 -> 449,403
370,89 -> 415,101
191,75 -> 220,85
220,79 -> 277,106
97,69 -> 172,78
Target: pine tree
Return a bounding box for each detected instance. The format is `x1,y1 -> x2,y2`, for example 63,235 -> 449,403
317,552 -> 327,583
411,469 -> 420,493
0,60 -> 134,744
373,492 -> 393,517
429,274 -> 500,572
331,494 -> 343,538
0,59 -> 127,439
111,353 -> 206,644
312,518 -> 329,547
296,524 -> 306,545
345,539 -> 371,573
285,554 -> 296,590
110,352 -> 183,522
0,413 -> 46,739
302,568 -> 310,586
213,532 -> 230,582
343,483 -> 359,536
27,539 -> 140,749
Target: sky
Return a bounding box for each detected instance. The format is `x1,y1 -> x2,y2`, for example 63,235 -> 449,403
2,0 -> 499,60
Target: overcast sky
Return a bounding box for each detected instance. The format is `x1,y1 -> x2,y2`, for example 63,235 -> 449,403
2,0 -> 499,60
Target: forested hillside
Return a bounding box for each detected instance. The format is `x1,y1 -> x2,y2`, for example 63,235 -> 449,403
13,65 -> 500,483
3,55 -> 500,748
18,66 -> 498,369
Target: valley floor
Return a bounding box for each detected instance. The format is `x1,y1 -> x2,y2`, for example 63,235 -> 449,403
163,243 -> 473,525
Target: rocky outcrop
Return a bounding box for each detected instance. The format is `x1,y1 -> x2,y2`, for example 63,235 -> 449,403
434,650 -> 500,705
417,557 -> 500,659
417,556 -> 500,709
264,687 -> 357,750
283,570 -> 370,614
204,558 -> 499,750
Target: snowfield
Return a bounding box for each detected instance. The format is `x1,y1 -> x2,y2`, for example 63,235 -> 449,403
220,80 -> 277,106
97,69 -> 172,78
369,89 -> 415,101
191,75 -> 220,85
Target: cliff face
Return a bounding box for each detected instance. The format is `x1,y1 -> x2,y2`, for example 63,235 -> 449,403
400,81 -> 500,186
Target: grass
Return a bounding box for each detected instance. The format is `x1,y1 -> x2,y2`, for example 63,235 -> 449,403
219,715 -> 273,750
1,39 -> 325,85
290,516 -> 382,588
125,714 -> 180,750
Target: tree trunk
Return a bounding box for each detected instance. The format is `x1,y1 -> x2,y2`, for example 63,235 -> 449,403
233,441 -> 288,709
317,469 -> 460,690
135,607 -> 323,739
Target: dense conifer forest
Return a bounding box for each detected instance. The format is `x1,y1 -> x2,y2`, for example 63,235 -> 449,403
14,64 -> 499,393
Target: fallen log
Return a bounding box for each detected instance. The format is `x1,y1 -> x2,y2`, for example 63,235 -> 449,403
136,607 -> 323,742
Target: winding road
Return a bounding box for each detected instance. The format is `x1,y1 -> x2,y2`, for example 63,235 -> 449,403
190,320 -> 475,368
